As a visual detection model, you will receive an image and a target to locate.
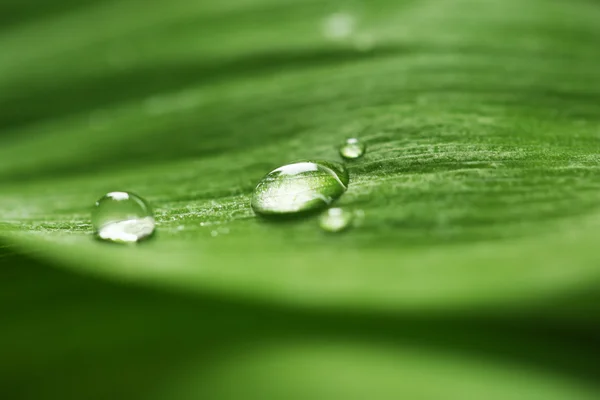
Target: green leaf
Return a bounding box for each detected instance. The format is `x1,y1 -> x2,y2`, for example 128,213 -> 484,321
2,0 -> 600,313
1,0 -> 600,397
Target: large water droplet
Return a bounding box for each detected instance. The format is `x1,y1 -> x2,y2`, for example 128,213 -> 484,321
92,191 -> 155,243
251,160 -> 349,215
319,207 -> 353,232
339,138 -> 366,160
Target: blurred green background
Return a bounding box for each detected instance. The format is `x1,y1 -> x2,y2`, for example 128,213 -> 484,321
1,0 -> 600,398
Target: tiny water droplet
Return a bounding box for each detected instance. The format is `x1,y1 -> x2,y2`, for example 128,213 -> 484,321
319,207 -> 353,232
323,12 -> 356,40
92,192 -> 155,243
251,160 -> 349,215
339,138 -> 366,160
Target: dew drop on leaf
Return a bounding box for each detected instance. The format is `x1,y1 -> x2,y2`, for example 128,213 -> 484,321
251,160 -> 349,215
339,138 -> 366,160
319,207 -> 353,232
91,191 -> 155,243
322,12 -> 356,40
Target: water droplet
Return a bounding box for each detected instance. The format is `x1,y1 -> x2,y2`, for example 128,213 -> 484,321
319,208 -> 353,232
251,160 -> 349,215
322,12 -> 356,40
339,138 -> 366,160
92,192 -> 155,243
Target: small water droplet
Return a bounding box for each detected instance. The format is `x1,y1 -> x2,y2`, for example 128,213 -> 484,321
319,207 -> 353,232
323,12 -> 356,40
339,138 -> 366,160
251,160 -> 349,215
92,192 -> 155,243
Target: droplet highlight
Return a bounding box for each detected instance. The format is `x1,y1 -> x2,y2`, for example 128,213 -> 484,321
92,191 -> 155,243
319,208 -> 353,232
251,160 -> 349,215
339,138 -> 366,160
